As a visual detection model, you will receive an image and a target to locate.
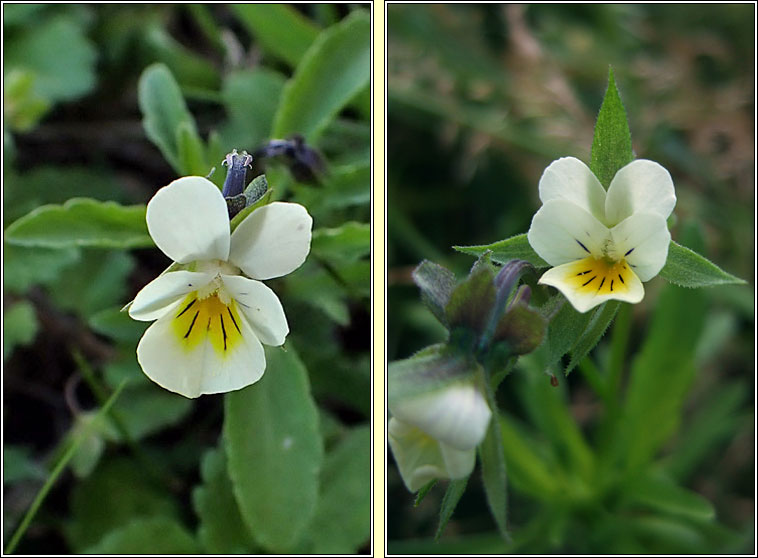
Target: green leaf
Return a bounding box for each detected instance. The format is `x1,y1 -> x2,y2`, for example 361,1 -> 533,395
83,517 -> 200,554
3,301 -> 39,360
4,199 -> 151,249
414,479 -> 437,506
615,280 -> 707,471
220,68 -> 286,148
541,298 -> 594,372
479,411 -> 508,539
88,306 -> 148,344
308,426 -> 370,553
660,240 -> 746,288
193,447 -> 258,554
224,345 -> 323,552
625,471 -> 715,522
436,477 -> 469,539
4,16 -> 96,103
138,63 -> 198,172
65,457 -> 180,551
498,415 -> 558,499
3,446 -> 45,485
590,67 -> 633,189
176,120 -> 208,177
232,4 -> 320,67
454,234 -> 548,268
272,11 -> 370,142
143,23 -> 220,91
412,260 -> 457,326
388,346 -> 478,403
564,300 -> 621,375
311,221 -> 370,264
2,244 -> 80,294
111,386 -> 192,441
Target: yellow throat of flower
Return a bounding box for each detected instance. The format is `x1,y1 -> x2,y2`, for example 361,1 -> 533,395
171,292 -> 244,356
566,256 -> 635,296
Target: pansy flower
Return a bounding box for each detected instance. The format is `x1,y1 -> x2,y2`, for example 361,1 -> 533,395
527,157 -> 675,313
128,176 -> 312,398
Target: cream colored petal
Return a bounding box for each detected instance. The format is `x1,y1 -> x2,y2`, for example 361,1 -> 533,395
229,202 -> 312,280
538,257 -> 644,313
135,302 -> 265,398
221,274 -> 289,346
129,270 -> 214,321
388,418 -> 475,492
527,199 -> 610,267
146,176 -> 230,264
611,212 -> 671,282
605,159 -> 676,225
389,381 -> 491,451
538,156 -> 608,222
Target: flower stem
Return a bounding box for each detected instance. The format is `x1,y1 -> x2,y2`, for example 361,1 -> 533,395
4,380 -> 128,554
605,302 -> 633,405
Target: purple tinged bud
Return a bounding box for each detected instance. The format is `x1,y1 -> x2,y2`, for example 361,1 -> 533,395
221,149 -> 253,197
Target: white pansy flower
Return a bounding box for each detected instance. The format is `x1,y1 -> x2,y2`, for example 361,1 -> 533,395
388,417 -> 475,492
128,176 -> 312,398
388,379 -> 492,491
527,157 -> 675,313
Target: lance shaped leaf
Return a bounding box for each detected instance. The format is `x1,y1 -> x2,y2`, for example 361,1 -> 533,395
590,67 -> 633,189
659,240 -> 746,288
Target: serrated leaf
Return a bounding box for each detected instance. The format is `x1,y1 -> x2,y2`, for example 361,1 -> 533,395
224,345 -> 323,552
436,477 -> 469,539
272,11 -> 370,142
454,234 -> 548,268
232,4 -> 320,67
4,199 -> 151,249
192,447 -> 258,554
138,63 -> 198,172
479,412 -> 508,539
308,426 -> 370,553
590,67 -> 633,189
3,301 -> 39,359
412,260 -> 457,326
83,517 -> 200,554
660,240 -> 746,288
564,300 -> 621,375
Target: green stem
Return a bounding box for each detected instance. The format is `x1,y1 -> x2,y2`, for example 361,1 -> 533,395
4,380 -> 128,554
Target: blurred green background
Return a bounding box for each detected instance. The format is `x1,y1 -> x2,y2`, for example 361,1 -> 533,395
4,3 -> 369,554
387,4 -> 754,554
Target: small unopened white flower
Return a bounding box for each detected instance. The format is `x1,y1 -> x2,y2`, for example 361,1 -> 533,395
527,157 -> 675,313
128,176 -> 312,398
388,380 -> 492,491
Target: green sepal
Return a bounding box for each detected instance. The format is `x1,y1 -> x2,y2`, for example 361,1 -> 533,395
590,66 -> 634,189
445,262 -> 495,335
436,477 -> 469,539
493,303 -> 548,356
412,260 -> 457,327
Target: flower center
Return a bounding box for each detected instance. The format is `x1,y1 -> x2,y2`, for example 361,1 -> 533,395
171,292 -> 244,357
565,256 -> 635,296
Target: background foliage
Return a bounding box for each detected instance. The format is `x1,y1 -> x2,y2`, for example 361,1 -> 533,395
387,4 -> 754,554
3,4 -> 370,554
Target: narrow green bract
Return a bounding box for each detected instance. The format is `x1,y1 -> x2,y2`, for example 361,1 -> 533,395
590,67 -> 634,189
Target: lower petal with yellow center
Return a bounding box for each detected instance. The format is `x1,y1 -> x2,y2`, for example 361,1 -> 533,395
538,256 -> 644,313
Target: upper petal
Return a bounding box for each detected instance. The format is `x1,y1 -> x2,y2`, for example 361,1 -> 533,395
611,212 -> 671,282
136,300 -> 266,398
146,176 -> 230,264
389,381 -> 492,451
129,270 -> 214,321
527,199 -> 610,266
605,159 -> 676,225
229,202 -> 313,280
538,257 -> 644,313
538,157 -> 608,222
221,274 -> 289,346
